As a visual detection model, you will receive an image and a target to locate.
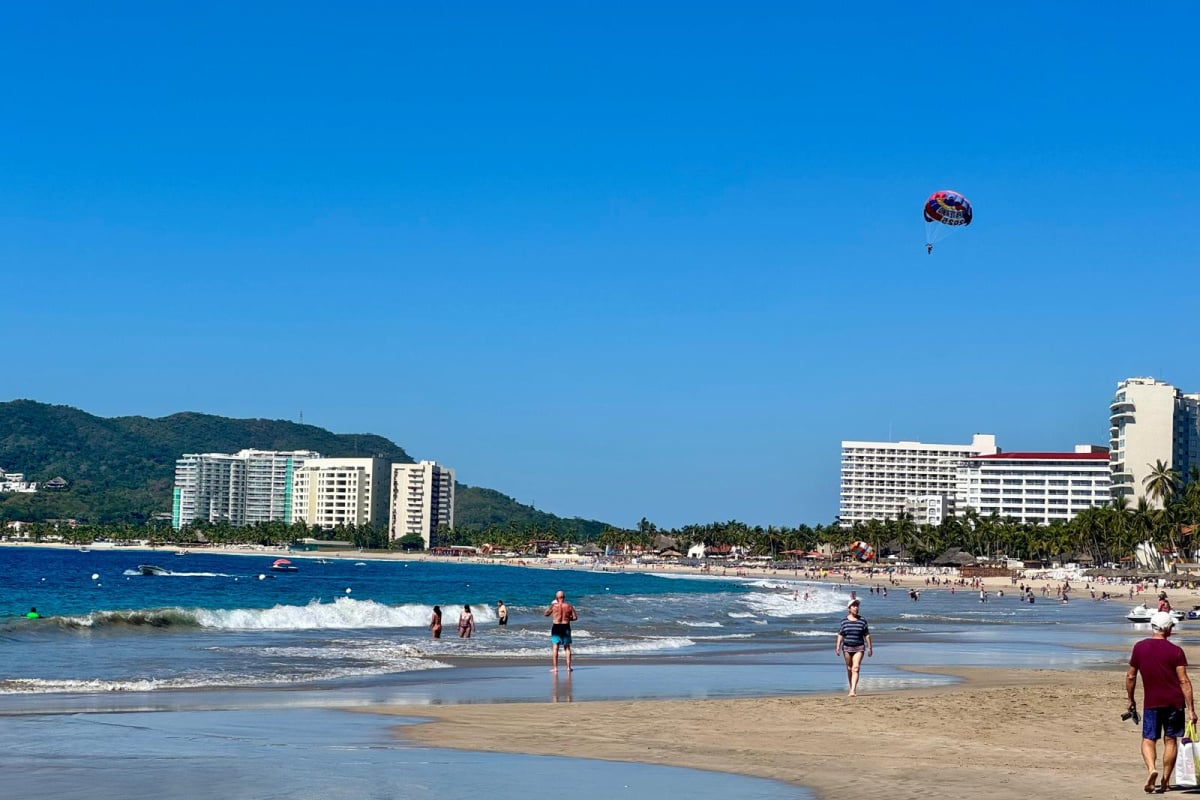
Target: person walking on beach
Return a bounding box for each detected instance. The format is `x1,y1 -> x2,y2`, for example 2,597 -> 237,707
430,605 -> 443,639
544,590 -> 578,673
497,600 -> 508,627
1127,611 -> 1197,793
835,599 -> 872,697
457,604 -> 475,638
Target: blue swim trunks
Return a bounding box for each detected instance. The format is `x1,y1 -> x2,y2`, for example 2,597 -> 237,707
551,623 -> 572,646
1143,706 -> 1186,741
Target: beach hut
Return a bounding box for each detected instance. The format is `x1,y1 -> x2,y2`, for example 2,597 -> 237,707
932,547 -> 976,568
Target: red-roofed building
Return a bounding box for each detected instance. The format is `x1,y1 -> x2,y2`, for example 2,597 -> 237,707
957,445 -> 1112,525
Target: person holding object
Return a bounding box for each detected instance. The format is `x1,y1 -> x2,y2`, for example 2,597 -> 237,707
1127,611 -> 1198,793
835,598 -> 872,697
544,590 -> 578,673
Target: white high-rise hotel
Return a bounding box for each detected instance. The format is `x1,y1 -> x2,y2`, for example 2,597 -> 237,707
173,450 -> 455,541
839,434 -> 998,525
840,435 -> 1112,526
1109,377 -> 1200,506
290,457 -> 391,530
389,461 -> 455,547
173,449 -> 319,529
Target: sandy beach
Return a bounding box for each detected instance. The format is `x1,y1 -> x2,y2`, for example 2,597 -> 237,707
378,663 -> 1147,800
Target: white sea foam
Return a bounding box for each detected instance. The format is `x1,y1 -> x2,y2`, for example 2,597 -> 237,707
195,598 -> 465,630
688,633 -> 755,640
789,630 -> 837,637
472,636 -> 696,658
738,590 -> 848,617
727,612 -> 756,619
120,569 -> 234,578
0,656 -> 451,694
680,621 -> 723,628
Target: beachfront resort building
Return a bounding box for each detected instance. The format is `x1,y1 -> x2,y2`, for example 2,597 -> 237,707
388,460 -> 455,547
289,457 -> 391,530
1109,377 -> 1200,506
172,449 -> 320,529
955,446 -> 1112,525
839,434 -> 1000,525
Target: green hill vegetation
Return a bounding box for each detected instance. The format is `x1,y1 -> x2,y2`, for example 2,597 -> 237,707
0,400 -> 609,538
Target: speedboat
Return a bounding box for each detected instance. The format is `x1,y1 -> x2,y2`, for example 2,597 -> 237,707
138,564 -> 170,576
1126,604 -> 1185,623
270,558 -> 299,573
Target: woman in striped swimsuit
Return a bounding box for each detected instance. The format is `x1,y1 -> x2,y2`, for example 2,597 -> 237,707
835,598 -> 873,697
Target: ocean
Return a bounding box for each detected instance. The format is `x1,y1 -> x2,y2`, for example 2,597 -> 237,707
0,546 -> 1157,799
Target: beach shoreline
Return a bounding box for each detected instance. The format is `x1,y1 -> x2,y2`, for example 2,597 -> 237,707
371,662 -> 1143,800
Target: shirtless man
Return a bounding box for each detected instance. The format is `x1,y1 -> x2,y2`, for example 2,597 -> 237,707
544,590 -> 578,673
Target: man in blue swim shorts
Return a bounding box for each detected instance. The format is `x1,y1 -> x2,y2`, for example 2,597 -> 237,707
544,590 -> 579,673
1127,611 -> 1197,793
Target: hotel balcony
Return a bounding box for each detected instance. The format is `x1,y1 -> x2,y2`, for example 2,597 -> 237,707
1110,410 -> 1135,423
1110,397 -> 1135,412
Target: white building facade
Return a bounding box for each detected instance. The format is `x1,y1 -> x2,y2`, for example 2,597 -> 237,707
290,457 -> 391,530
389,461 -> 455,547
0,469 -> 37,493
955,446 -> 1112,525
839,434 -> 999,525
1109,377 -> 1200,506
172,449 -> 320,529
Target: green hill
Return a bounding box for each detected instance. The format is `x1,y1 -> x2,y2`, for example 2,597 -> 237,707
0,400 -> 610,537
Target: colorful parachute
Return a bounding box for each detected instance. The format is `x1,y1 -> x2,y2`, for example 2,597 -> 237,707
924,190 -> 973,252
849,541 -> 874,562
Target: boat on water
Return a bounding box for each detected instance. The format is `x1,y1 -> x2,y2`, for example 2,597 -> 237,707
1126,604 -> 1185,623
174,550 -> 188,556
138,564 -> 170,576
77,546 -> 91,553
270,558 -> 299,573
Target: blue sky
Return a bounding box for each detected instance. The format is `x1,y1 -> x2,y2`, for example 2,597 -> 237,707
2,4 -> 1198,528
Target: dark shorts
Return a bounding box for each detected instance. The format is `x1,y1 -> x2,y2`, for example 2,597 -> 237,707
499,618 -> 507,626
551,623 -> 572,646
1143,706 -> 1186,741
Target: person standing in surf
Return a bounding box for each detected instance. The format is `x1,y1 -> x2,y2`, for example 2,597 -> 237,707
544,590 -> 578,673
430,605 -> 442,639
457,604 -> 475,638
835,598 -> 872,697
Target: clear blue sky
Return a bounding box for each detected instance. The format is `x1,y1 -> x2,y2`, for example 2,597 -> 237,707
3,4 -> 1198,528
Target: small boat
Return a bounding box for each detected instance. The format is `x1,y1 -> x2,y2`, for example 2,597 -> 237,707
138,564 -> 170,576
1126,604 -> 1185,623
1188,606 -> 1200,621
174,550 -> 188,557
77,546 -> 91,553
270,558 -> 299,573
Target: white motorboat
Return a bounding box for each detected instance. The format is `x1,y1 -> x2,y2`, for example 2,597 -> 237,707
1126,604 -> 1185,623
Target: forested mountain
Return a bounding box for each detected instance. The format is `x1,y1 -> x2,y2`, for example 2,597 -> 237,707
0,400 -> 609,537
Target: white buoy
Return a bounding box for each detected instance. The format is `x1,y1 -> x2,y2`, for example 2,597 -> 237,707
345,587 -> 352,594
258,574 -> 266,580
91,573 -> 99,581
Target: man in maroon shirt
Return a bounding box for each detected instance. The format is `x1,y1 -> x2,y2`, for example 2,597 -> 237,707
1127,611 -> 1197,793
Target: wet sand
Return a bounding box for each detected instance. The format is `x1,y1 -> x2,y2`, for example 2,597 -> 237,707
373,664 -> 1150,800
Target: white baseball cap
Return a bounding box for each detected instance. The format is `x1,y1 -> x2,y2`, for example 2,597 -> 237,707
1150,611 -> 1176,631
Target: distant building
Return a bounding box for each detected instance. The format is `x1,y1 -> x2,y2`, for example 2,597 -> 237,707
1109,377 -> 1200,506
388,461 -> 455,547
43,477 -> 68,490
839,434 -> 999,525
956,445 -> 1112,525
903,495 -> 950,526
290,457 -> 391,530
0,469 -> 37,493
172,449 -> 320,529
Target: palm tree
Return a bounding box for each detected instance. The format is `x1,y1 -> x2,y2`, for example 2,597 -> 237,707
1144,459 -> 1182,509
